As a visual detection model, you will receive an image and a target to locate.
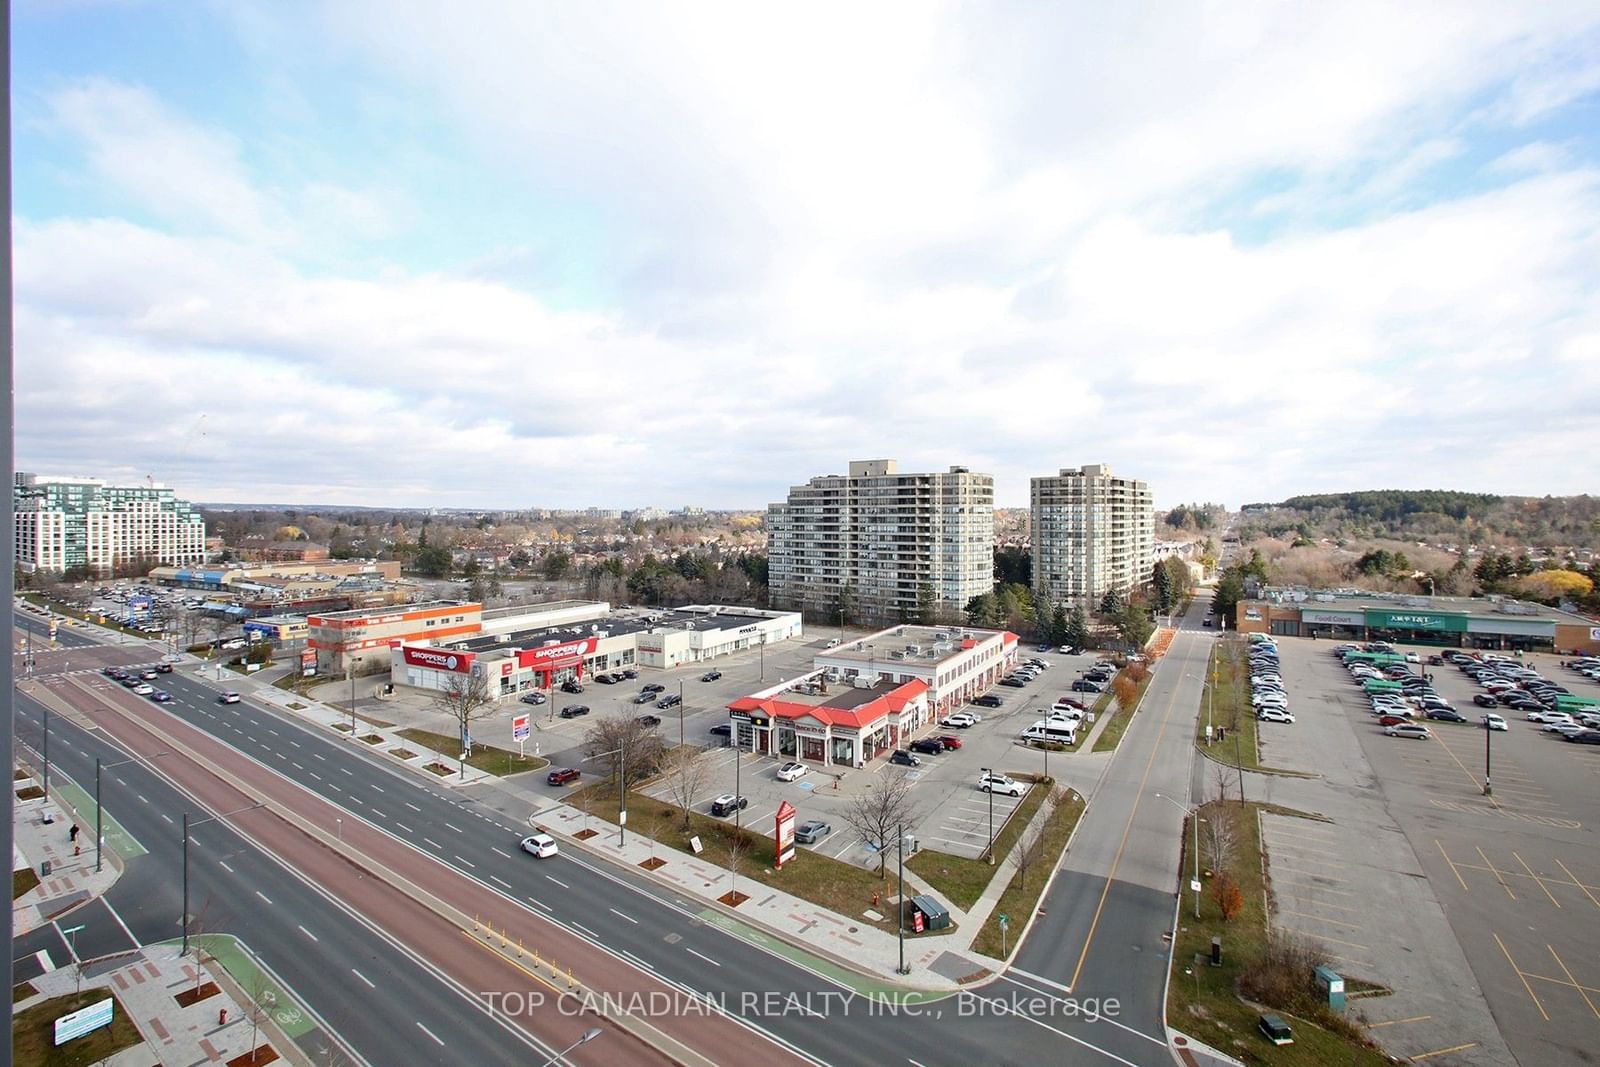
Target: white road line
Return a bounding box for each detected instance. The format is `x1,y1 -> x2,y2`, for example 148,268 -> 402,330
289,741 -> 302,749
160,813 -> 173,824
218,861 -> 234,873
571,922 -> 597,939
341,767 -> 353,776
395,822 -> 413,834
292,762 -> 303,770
454,855 -> 476,869
298,925 -> 319,942
104,898 -> 140,948
310,773 -> 322,781
312,752 -> 324,760
685,947 -> 720,967
546,875 -> 569,889
445,823 -> 463,833
352,968 -> 375,989
370,784 -> 384,793
609,908 -> 638,925
490,847 -> 512,859
491,875 -> 513,889
417,1022 -> 445,1047
267,729 -> 279,736
328,784 -> 341,792
112,776 -> 124,785
424,838 -> 443,850
137,794 -> 148,803
405,802 -> 421,812
256,891 -> 273,904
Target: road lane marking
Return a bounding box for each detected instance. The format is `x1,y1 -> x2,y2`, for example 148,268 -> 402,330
160,813 -> 173,824
137,794 -> 148,803
255,891 -> 273,905
298,925 -> 318,942
609,908 -> 638,924
571,922 -> 597,939
395,822 -> 412,834
491,847 -> 512,859
370,784 -> 384,792
685,947 -> 720,967
445,823 -> 463,833
1411,1043 -> 1478,1060
218,861 -> 234,873
491,875 -> 513,889
405,802 -> 421,812
546,876 -> 569,889
341,767 -> 353,776
292,762 -> 303,770
417,1023 -> 445,1047
310,773 -> 322,781
1366,1014 -> 1431,1028
352,969 -> 375,989
525,896 -> 551,911
423,838 -> 443,849
454,855 -> 476,869
1493,932 -> 1549,1021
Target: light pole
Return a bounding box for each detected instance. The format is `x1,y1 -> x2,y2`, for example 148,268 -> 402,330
1155,792 -> 1201,920
97,753 -> 167,873
759,633 -> 766,682
540,1027 -> 603,1067
63,923 -> 86,992
348,664 -> 357,734
678,680 -> 686,752
896,821 -> 909,975
42,701 -> 49,795
182,803 -> 264,955
582,745 -> 627,846
1484,721 -> 1493,796
981,766 -> 995,864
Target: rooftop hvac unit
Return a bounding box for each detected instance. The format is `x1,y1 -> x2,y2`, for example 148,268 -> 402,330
905,645 -> 922,655
852,674 -> 878,688
889,651 -> 905,660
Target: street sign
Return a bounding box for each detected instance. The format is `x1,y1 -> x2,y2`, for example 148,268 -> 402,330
54,997 -> 113,1045
1190,879 -> 1203,893
998,914 -> 1009,928
512,714 -> 531,742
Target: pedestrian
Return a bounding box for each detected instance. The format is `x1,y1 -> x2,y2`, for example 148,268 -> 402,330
68,822 -> 79,843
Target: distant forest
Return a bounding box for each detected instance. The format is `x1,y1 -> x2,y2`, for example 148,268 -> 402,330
1238,490 -> 1600,549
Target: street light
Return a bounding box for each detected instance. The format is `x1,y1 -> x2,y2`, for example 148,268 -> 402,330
97,753 -> 168,872
1155,792 -> 1201,920
182,803 -> 264,955
540,1027 -> 603,1067
896,821 -> 910,975
981,766 -> 995,865
1484,720 -> 1493,796
582,745 -> 627,846
62,923 -> 86,992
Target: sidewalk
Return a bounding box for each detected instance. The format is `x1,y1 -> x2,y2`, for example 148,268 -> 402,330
12,769 -> 124,937
16,943 -> 296,1067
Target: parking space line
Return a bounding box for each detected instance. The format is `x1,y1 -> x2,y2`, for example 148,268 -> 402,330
1278,908 -> 1362,931
1554,858 -> 1600,911
1277,895 -> 1364,915
1514,852 -> 1562,908
1264,842 -> 1346,859
1274,876 -> 1356,894
1493,932 -> 1550,1021
1476,846 -> 1517,900
1436,839 -> 1470,892
1547,946 -> 1600,1018
1410,1042 -> 1478,1061
1280,928 -> 1368,951
1365,1014 -> 1431,1028
1323,952 -> 1376,971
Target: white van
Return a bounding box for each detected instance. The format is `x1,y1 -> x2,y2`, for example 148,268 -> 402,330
1020,721 -> 1077,746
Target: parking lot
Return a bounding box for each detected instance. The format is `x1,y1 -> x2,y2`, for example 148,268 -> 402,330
1248,636 -> 1600,1065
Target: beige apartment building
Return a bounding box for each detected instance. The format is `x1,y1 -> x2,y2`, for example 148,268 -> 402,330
768,459 -> 994,623
1031,463 -> 1155,609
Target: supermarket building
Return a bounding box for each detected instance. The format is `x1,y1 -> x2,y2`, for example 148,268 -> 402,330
1236,590 -> 1600,655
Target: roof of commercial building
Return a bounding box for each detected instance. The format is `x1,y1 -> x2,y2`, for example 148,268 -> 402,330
728,678 -> 928,729
309,599 -> 475,622
824,624 -> 1016,669
1256,588 -> 1595,625
448,604 -> 793,655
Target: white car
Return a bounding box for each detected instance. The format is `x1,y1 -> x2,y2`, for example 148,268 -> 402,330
132,683 -> 155,696
1404,652 -> 1421,663
1257,708 -> 1296,723
978,773 -> 1024,797
520,833 -> 559,858
1544,722 -> 1585,736
775,761 -> 809,782
1481,713 -> 1508,731
1526,710 -> 1566,723
943,713 -> 980,729
219,692 -> 241,704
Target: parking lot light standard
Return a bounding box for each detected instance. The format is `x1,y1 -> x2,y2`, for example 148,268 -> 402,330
1154,792 -> 1201,920
982,767 -> 995,865
1484,719 -> 1493,797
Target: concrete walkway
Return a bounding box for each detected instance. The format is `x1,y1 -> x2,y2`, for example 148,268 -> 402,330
12,771 -> 125,937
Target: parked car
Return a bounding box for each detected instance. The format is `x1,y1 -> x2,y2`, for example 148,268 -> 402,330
154,663 -> 173,673
656,694 -> 682,709
621,669 -> 639,679
888,750 -> 921,767
633,692 -> 657,704
642,682 -> 665,693
1564,730 -> 1600,744
219,692 -> 241,704
942,713 -> 979,728
1481,713 -> 1508,731
1057,646 -> 1080,655
978,772 -> 1023,796
1385,723 -> 1432,739
559,705 -> 590,719
636,714 -> 662,727
1472,693 -> 1498,708
1071,679 -> 1104,693
972,694 -> 1003,708
1425,709 -> 1467,723
595,673 -> 618,684
1036,644 -> 1053,653
560,679 -> 584,693
796,820 -> 832,844
937,735 -> 964,749
909,738 -> 945,755
132,683 -> 155,696
520,833 -> 559,858
1257,708 -> 1295,723
547,768 -> 581,786
776,761 -> 809,782
701,670 -> 723,682
520,692 -> 548,705
1000,677 -> 1027,688
711,793 -> 748,817
708,724 -> 732,737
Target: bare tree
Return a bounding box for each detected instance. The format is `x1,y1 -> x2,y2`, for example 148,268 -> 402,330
1202,805 -> 1237,877
667,748 -> 710,831
840,770 -> 916,877
581,716 -> 669,789
723,830 -> 751,901
1012,822 -> 1049,891
246,969 -> 276,1063
428,670 -> 498,779
207,613 -> 233,657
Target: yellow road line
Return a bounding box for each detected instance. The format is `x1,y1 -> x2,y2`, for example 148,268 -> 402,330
1547,945 -> 1600,1018
1410,1042 -> 1478,1060
1514,851 -> 1561,908
1366,1014 -> 1431,1028
1433,732 -> 1500,808
1493,932 -> 1549,1021
1476,846 -> 1517,900
1066,631 -> 1197,991
1522,972 -> 1600,996
1435,839 -> 1469,892
1555,857 -> 1600,911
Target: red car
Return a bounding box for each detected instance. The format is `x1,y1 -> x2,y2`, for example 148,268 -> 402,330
546,768 -> 581,786
937,735 -> 964,749
1377,714 -> 1409,727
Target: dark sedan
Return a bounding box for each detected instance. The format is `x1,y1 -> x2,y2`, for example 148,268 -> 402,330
558,705 -> 590,719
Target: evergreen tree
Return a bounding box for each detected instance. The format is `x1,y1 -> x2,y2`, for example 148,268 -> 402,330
1063,606 -> 1090,651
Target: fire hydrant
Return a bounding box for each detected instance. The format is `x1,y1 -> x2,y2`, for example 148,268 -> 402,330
218,1008 -> 227,1026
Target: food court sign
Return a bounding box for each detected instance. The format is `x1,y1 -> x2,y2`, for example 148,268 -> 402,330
1365,610 -> 1468,633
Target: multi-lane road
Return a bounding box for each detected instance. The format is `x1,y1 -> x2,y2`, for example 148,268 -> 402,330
13,602 -> 1214,1065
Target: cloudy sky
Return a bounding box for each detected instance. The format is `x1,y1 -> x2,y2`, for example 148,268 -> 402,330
15,2 -> 1600,510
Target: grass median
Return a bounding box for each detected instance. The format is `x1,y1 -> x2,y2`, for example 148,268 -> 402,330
1092,666 -> 1154,753
969,787 -> 1084,959
905,773 -> 1050,910
562,777 -> 905,931
1167,799 -> 1388,1066
1196,640 -> 1309,775
395,728 -> 548,776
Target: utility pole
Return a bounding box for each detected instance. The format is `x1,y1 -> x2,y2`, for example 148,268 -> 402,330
1484,723 -> 1493,796
982,767 -> 995,864
896,822 -> 909,975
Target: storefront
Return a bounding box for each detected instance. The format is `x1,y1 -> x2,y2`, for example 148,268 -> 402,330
727,679 -> 930,768
1237,593 -> 1597,654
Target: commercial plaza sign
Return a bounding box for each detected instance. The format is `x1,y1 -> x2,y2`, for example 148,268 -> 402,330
775,800 -> 797,868
515,637 -> 599,670
400,646 -> 475,673
1366,610 -> 1468,633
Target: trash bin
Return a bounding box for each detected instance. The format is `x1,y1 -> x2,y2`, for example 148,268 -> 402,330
1314,964 -> 1346,1012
